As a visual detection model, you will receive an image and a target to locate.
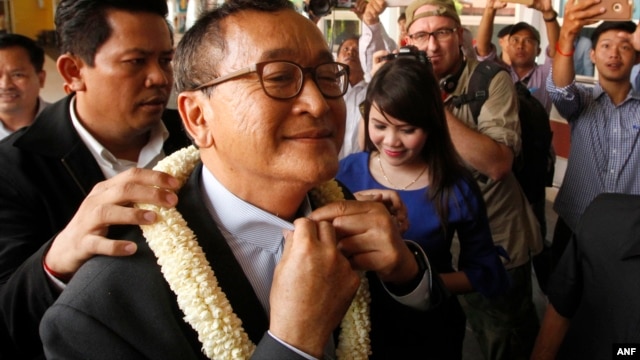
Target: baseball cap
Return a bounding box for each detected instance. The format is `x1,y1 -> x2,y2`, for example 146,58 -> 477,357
405,0 -> 461,31
509,22 -> 540,43
497,24 -> 514,39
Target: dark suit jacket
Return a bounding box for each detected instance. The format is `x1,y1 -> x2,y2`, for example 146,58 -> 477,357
0,95 -> 191,359
40,164 -> 449,359
548,193 -> 640,359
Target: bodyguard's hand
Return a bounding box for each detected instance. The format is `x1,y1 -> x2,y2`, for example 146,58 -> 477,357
44,168 -> 180,278
309,200 -> 419,285
270,219 -> 359,358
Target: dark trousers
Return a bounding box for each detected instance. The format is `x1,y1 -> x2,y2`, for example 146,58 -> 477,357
460,261 -> 540,360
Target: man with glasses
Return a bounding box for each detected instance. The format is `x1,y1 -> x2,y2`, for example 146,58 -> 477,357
476,0 -> 559,113
371,0 -> 543,358
476,0 -> 559,297
40,1 -> 445,358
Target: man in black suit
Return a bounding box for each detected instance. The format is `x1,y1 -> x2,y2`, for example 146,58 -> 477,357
532,193 -> 640,359
39,1 -> 447,359
0,0 -> 191,358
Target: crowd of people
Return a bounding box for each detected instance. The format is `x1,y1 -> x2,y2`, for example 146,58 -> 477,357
0,0 -> 639,359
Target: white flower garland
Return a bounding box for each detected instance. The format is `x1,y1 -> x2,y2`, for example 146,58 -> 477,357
136,145 -> 371,360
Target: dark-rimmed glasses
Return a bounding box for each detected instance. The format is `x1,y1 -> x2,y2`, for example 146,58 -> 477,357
408,28 -> 457,46
190,60 -> 350,100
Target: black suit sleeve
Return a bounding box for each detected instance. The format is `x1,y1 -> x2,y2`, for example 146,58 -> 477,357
251,333 -> 310,360
0,240 -> 58,359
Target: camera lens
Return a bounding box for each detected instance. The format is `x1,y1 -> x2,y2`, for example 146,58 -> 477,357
309,0 -> 334,17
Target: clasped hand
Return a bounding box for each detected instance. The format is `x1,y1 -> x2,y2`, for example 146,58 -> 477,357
269,197 -> 419,356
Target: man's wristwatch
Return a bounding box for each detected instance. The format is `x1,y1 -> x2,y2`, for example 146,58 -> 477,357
386,241 -> 428,296
543,10 -> 557,22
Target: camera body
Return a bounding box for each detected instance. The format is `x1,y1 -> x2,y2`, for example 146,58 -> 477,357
304,0 -> 341,17
305,0 -> 411,18
380,46 -> 430,65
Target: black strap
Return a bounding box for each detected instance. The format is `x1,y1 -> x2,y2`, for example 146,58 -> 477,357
451,60 -> 506,124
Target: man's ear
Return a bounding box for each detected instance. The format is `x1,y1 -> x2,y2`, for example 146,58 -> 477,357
56,53 -> 85,92
589,48 -> 596,65
178,91 -> 214,148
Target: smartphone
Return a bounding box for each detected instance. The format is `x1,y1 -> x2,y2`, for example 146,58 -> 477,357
586,0 -> 633,20
502,0 -> 534,6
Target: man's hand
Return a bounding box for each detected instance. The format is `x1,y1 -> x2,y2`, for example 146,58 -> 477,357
354,189 -> 409,233
617,22 -> 640,51
371,49 -> 392,76
486,0 -> 507,10
270,219 -> 360,358
363,0 -> 387,25
351,0 -> 368,21
309,200 -> 419,285
530,0 -> 552,13
560,0 -> 604,39
44,168 -> 181,278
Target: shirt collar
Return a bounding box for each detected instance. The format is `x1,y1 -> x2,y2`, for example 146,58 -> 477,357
200,165 -> 312,254
592,82 -> 640,104
69,95 -> 169,178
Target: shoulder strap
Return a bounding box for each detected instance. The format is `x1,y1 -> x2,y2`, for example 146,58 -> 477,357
451,60 -> 505,124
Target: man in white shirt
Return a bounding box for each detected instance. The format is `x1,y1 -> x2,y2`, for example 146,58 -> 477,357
336,36 -> 367,159
0,0 -> 191,358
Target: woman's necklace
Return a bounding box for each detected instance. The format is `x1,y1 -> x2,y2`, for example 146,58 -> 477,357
377,153 -> 427,190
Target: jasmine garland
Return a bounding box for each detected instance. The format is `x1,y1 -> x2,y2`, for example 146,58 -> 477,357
136,146 -> 371,360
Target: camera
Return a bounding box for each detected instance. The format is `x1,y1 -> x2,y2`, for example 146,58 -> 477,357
304,0 -> 412,18
379,46 -> 430,64
304,0 -> 349,17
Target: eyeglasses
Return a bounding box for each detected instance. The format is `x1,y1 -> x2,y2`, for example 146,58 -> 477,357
408,28 -> 457,45
508,36 -> 538,47
191,60 -> 350,100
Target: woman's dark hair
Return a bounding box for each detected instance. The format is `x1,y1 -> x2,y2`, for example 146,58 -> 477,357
362,57 -> 477,229
55,0 -> 170,66
591,21 -> 636,49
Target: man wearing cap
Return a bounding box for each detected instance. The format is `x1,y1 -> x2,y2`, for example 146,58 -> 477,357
476,0 -> 559,113
372,0 -> 544,358
495,24 -> 513,66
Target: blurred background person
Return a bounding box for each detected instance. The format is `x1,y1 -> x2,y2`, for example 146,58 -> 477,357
0,33 -> 47,140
